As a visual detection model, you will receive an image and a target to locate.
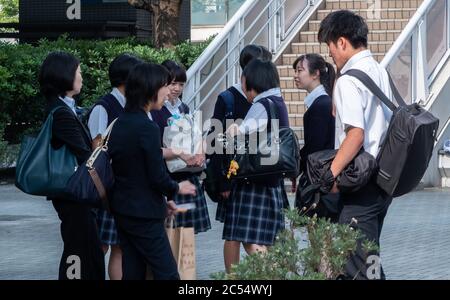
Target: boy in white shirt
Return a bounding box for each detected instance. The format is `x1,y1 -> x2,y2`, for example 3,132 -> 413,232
318,10 -> 393,280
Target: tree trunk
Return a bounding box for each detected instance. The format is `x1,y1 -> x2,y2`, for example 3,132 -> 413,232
128,0 -> 183,48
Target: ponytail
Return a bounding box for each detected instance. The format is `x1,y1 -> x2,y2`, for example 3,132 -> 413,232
321,62 -> 336,98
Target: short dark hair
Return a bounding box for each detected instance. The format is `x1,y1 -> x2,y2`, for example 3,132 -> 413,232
39,51 -> 80,100
239,44 -> 273,70
242,59 -> 280,94
125,63 -> 172,111
109,53 -> 142,87
318,10 -> 369,49
293,54 -> 336,97
161,60 -> 187,83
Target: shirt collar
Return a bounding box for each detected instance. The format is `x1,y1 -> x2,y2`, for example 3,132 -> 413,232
164,98 -> 183,114
253,88 -> 282,104
340,50 -> 373,74
233,83 -> 247,99
304,85 -> 328,109
59,96 -> 76,115
111,88 -> 126,108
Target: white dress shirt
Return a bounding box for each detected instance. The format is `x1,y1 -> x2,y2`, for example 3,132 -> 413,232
59,96 -> 77,115
164,98 -> 184,116
238,88 -> 282,134
88,88 -> 126,139
233,83 -> 247,99
334,50 -> 393,157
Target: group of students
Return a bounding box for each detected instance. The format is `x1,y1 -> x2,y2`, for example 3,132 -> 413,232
37,9 -> 393,280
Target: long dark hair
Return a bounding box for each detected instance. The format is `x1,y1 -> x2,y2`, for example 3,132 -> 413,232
293,54 -> 336,97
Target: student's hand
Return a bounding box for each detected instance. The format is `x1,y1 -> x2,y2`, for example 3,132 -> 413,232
179,153 -> 197,167
178,180 -> 196,196
221,191 -> 231,200
167,200 -> 178,217
330,182 -> 340,194
193,154 -> 205,167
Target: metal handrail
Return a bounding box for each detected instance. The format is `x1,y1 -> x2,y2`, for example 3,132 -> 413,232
381,0 -> 450,105
381,0 -> 435,67
184,0 -> 321,112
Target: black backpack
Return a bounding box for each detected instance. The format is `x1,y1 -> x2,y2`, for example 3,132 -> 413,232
345,69 -> 439,197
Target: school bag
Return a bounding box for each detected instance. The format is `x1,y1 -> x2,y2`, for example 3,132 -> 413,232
15,107 -> 78,198
232,98 -> 301,180
345,69 -> 439,197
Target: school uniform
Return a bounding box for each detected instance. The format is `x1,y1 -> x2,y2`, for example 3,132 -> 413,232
222,88 -> 289,246
108,109 -> 180,280
300,85 -> 335,173
295,85 -> 340,221
88,88 -> 125,246
334,50 -> 394,280
151,99 -> 211,234
47,97 -> 105,280
209,84 -> 252,223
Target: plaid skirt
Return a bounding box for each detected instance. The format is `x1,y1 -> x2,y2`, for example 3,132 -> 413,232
173,176 -> 211,234
95,209 -> 119,245
222,182 -> 286,246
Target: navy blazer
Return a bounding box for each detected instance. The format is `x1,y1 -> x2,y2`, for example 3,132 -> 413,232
300,95 -> 335,173
108,109 -> 180,219
47,98 -> 92,165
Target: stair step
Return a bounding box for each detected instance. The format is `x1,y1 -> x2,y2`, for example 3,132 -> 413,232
316,8 -> 417,20
290,41 -> 393,54
282,89 -> 308,102
299,30 -> 402,43
289,114 -> 304,127
308,19 -> 410,31
283,52 -> 385,65
285,101 -> 306,114
325,0 -> 423,10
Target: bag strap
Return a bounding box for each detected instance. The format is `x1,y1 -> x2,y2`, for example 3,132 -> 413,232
300,183 -> 321,203
344,69 -> 406,112
89,168 -> 110,212
101,118 -> 119,148
259,98 -> 280,134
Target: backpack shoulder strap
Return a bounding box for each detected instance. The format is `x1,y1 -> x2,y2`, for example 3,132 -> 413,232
220,90 -> 235,119
344,69 -> 400,112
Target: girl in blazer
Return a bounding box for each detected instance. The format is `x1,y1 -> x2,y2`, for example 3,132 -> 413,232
108,63 -> 196,280
39,51 -> 105,280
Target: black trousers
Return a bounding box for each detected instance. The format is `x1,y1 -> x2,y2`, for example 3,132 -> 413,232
114,214 -> 179,280
52,199 -> 105,280
338,181 -> 393,280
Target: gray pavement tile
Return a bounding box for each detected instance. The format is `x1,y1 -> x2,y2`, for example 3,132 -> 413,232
2,184 -> 450,280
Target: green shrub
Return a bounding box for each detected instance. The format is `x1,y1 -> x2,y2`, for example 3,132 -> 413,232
211,209 -> 379,280
0,35 -> 210,144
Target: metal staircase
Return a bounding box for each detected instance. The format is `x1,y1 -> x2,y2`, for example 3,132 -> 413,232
183,0 -> 450,188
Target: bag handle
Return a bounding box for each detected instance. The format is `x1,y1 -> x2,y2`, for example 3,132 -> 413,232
259,98 -> 280,134
101,118 -> 119,148
344,69 -> 406,112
